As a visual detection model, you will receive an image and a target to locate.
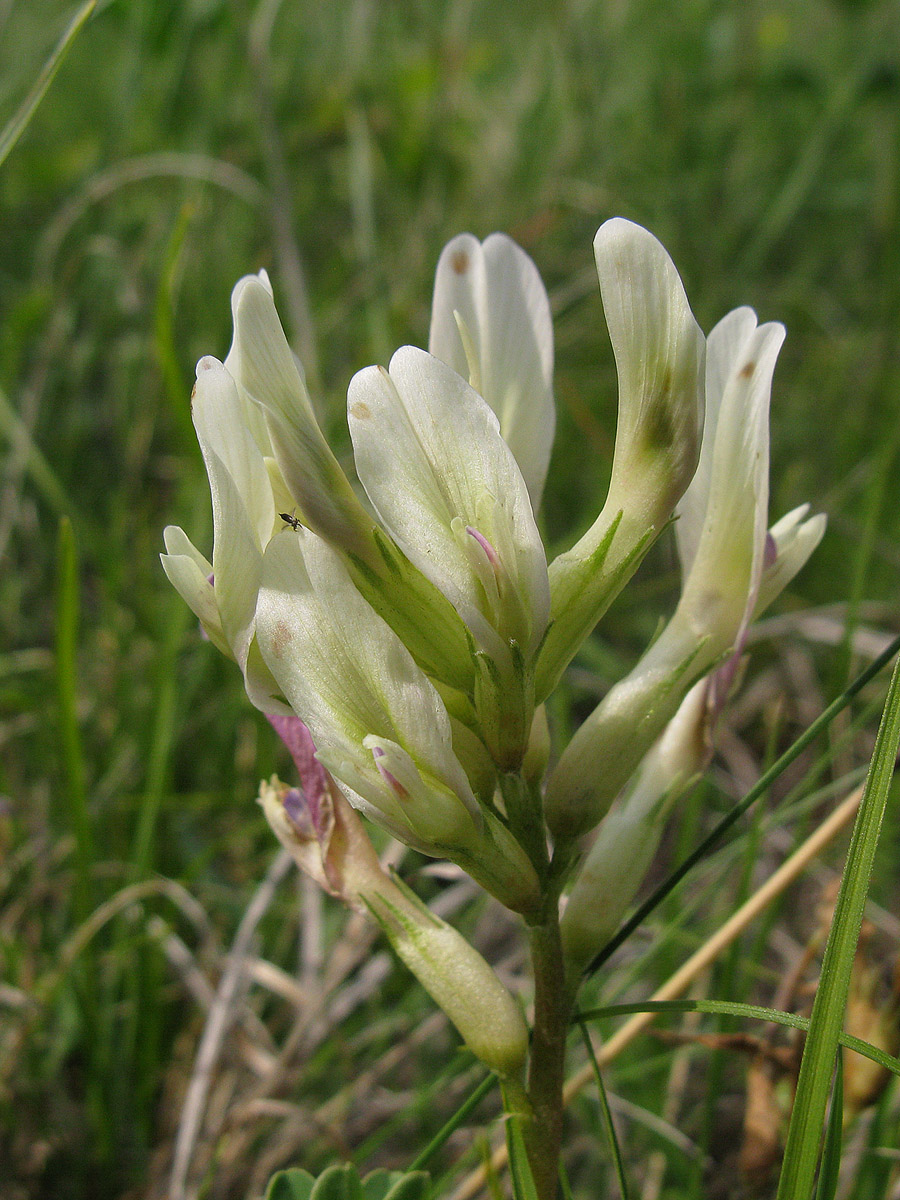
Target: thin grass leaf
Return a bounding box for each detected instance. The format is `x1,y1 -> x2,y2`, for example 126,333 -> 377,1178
406,1073 -> 495,1172
0,1 -> 95,169
55,516 -> 93,919
814,1052 -> 844,1200
577,998 -> 900,1079
586,632 -> 900,978
776,654 -> 900,1199
0,384 -> 76,521
154,201 -> 198,451
577,1020 -> 630,1199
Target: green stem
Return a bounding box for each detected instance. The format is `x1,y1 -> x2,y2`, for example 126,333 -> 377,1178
525,915 -> 570,1199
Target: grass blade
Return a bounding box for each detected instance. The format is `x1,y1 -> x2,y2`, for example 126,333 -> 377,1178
577,1020 -> 630,1199
814,1053 -> 844,1200
586,632 -> 900,978
0,1 -> 95,169
577,998 -> 900,1080
55,516 -> 93,920
776,654 -> 900,1200
406,1074 -> 495,1172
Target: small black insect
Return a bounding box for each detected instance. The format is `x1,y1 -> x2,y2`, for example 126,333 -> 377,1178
279,512 -> 303,531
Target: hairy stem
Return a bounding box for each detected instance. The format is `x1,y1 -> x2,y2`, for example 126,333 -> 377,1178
525,915 -> 570,1199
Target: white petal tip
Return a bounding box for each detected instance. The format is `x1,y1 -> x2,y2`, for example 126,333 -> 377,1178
195,355 -> 223,377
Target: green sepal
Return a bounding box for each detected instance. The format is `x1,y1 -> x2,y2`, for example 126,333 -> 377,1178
537,511 -> 659,701
346,541 -> 474,692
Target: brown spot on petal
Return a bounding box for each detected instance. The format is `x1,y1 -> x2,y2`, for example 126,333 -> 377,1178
739,361 -> 756,379
451,249 -> 470,274
269,620 -> 294,659
350,401 -> 371,420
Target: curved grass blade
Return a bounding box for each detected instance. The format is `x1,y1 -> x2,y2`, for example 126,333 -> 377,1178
577,1019 -> 630,1199
585,631 -> 900,978
776,654 -> 900,1199
0,1 -> 95,169
577,998 -> 900,1080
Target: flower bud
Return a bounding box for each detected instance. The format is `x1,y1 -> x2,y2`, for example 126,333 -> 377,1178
366,874 -> 529,1077
260,721 -> 528,1078
560,683 -> 709,974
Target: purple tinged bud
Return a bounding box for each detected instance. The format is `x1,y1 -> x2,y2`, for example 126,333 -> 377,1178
372,745 -> 410,798
282,786 -> 316,839
465,525 -> 500,568
763,530 -> 778,570
267,713 -> 334,841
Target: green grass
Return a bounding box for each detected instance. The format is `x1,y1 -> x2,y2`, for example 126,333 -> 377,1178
2,1 -> 900,1197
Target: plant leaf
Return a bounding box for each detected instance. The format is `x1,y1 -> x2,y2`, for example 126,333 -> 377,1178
264,1169 -> 316,1200
776,653 -> 900,1199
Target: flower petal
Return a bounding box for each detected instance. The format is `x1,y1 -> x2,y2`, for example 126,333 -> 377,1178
227,276 -> 373,560
192,356 -> 274,551
348,346 -> 549,658
679,318 -> 784,639
223,272 -> 276,456
160,525 -> 229,655
254,528 -> 481,836
676,307 -> 758,575
595,218 -> 705,522
429,233 -> 555,507
754,505 -> 827,617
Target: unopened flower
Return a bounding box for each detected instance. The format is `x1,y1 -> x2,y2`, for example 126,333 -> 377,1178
559,681 -> 709,976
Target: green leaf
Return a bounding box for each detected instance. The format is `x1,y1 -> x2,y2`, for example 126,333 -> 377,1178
310,1164 -> 365,1200
264,1169 -> 316,1200
361,1168 -> 432,1200
814,1053 -> 844,1200
0,1 -> 95,169
777,654 -> 900,1200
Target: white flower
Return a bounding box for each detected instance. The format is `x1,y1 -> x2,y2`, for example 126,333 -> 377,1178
348,345 -> 551,766
429,232 -> 555,509
254,526 -> 541,914
161,353 -> 286,712
546,302 -> 825,846
537,219 -> 706,698
349,346 -> 550,664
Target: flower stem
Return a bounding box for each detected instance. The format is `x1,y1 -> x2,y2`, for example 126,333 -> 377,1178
525,914 -> 570,1199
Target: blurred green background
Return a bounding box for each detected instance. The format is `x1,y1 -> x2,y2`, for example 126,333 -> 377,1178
2,0 -> 900,1197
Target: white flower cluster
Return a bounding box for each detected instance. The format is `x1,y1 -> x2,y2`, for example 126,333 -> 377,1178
163,217 -> 824,954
